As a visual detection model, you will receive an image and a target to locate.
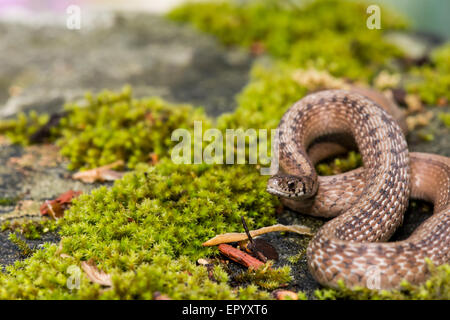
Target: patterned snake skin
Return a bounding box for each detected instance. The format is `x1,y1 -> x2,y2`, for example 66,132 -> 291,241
267,89 -> 450,290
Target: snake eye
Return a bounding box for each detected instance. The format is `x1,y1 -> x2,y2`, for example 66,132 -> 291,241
287,181 -> 295,190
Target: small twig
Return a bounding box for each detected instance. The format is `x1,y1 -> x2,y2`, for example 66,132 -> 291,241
241,216 -> 253,244
72,160 -> 125,183
203,224 -> 313,247
218,244 -> 265,269
45,200 -> 57,220
241,216 -> 268,262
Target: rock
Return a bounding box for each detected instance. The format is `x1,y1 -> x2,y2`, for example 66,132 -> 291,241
0,13 -> 253,118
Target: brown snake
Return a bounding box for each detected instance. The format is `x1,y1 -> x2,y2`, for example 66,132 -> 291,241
267,89 -> 450,290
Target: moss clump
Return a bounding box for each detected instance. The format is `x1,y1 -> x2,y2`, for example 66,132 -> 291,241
233,262 -> 292,290
438,112 -> 450,128
316,151 -> 362,176
8,233 -> 35,257
0,111 -> 49,146
314,261 -> 450,300
59,87 -> 210,170
61,160 -> 276,261
1,219 -> 59,240
0,87 -> 210,171
0,198 -> 17,206
168,0 -> 406,81
406,43 -> 450,105
0,160 -> 283,299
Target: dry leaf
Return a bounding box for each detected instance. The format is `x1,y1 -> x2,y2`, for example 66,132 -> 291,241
40,190 -> 82,219
437,97 -> 448,106
81,259 -> 112,287
149,153 -> 159,165
273,290 -> 299,300
197,258 -> 210,266
202,224 -> 313,247
55,240 -> 63,256
250,41 -> 266,55
72,160 -> 125,183
241,238 -> 279,262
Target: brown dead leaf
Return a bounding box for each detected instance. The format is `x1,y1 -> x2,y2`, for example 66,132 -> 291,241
72,160 -> 125,183
40,190 -> 82,219
55,239 -> 64,256
81,259 -> 112,287
437,97 -> 448,107
273,290 -> 299,300
197,258 -> 211,266
149,153 -> 159,165
250,41 -> 266,56
202,224 -> 313,247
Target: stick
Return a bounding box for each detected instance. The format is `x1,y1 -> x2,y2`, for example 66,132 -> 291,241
218,244 -> 265,269
203,224 -> 313,247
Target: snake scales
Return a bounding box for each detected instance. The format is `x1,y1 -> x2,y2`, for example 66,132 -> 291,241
267,89 -> 450,290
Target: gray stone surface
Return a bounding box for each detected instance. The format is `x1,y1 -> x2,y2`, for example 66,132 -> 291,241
0,13 -> 253,119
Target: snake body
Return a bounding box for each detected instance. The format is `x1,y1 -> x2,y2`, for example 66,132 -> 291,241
267,89 -> 450,290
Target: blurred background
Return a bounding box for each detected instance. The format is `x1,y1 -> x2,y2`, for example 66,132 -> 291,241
0,0 -> 448,119
0,0 -> 449,38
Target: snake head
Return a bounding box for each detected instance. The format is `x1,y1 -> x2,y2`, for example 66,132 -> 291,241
267,173 -> 316,199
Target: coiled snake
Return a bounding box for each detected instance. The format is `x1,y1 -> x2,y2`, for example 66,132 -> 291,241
267,89 -> 450,290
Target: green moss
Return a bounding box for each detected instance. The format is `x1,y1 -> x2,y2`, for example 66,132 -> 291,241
417,131 -> 435,142
8,233 -> 35,257
1,219 -> 59,240
168,0 -> 406,81
0,111 -> 49,146
0,87 -> 210,170
0,198 -> 16,206
316,151 -> 363,176
0,160 -> 284,299
406,43 -> 450,105
234,262 -> 292,290
438,112 -> 450,128
59,87 -> 210,170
